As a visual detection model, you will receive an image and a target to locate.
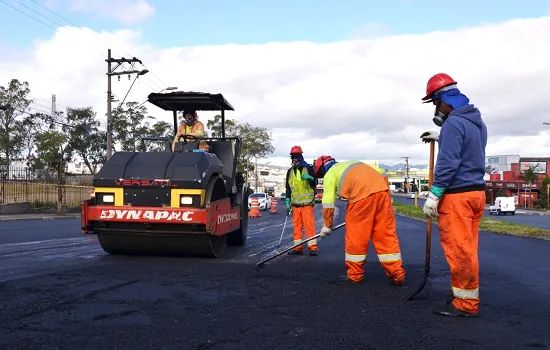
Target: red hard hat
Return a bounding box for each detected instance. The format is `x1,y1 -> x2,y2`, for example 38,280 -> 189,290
422,73 -> 457,101
314,155 -> 335,176
290,145 -> 303,155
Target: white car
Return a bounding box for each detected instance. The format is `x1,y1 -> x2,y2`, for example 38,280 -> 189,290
248,192 -> 272,211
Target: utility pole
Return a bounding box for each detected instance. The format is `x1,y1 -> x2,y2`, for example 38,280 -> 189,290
401,156 -> 410,193
255,158 -> 259,192
51,94 -> 56,118
106,49 -> 147,160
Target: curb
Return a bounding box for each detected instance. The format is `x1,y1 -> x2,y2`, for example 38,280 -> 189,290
515,211 -> 550,216
0,214 -> 80,222
393,210 -> 550,241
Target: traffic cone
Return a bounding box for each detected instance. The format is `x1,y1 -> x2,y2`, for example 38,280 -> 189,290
248,197 -> 262,217
270,197 -> 279,214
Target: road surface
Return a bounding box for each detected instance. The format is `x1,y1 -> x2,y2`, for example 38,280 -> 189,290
392,194 -> 550,230
0,201 -> 549,349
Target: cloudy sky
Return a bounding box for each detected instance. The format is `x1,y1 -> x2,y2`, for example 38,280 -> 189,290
1,0 -> 550,167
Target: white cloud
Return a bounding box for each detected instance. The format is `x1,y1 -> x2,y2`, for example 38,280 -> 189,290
68,0 -> 155,24
1,16 -> 550,168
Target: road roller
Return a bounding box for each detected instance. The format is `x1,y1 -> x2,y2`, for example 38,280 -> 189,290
80,91 -> 248,258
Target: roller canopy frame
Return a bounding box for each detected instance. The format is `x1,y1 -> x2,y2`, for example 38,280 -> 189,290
146,91 -> 234,139
147,91 -> 234,112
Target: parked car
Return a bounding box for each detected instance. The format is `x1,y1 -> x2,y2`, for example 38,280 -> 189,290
248,192 -> 272,211
489,196 -> 516,215
279,193 -> 286,200
315,185 -> 323,202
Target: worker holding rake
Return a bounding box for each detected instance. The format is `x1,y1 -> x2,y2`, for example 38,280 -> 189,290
420,73 -> 487,317
313,156 -> 406,285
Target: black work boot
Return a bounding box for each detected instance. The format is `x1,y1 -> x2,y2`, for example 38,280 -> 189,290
390,278 -> 405,286
433,303 -> 479,317
309,250 -> 318,256
287,250 -> 303,255
337,274 -> 363,284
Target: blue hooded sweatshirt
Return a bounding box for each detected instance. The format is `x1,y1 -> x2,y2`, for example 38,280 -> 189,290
431,100 -> 487,197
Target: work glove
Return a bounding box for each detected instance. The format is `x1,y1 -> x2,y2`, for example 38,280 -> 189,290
301,174 -> 314,181
423,192 -> 440,218
285,198 -> 292,214
320,226 -> 332,237
420,130 -> 439,143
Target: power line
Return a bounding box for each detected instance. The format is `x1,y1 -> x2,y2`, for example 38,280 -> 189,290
0,0 -> 167,92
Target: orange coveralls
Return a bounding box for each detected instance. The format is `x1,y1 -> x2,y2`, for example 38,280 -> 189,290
322,160 -> 405,284
172,120 -> 209,151
438,191 -> 485,314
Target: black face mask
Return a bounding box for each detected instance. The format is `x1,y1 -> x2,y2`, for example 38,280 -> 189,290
432,100 -> 448,127
291,157 -> 301,168
184,115 -> 196,126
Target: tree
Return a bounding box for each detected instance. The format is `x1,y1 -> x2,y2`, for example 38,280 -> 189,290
539,176 -> 550,209
207,115 -> 238,138
30,107 -> 104,212
31,118 -> 71,214
207,115 -> 275,176
20,114 -> 40,161
111,102 -> 155,152
0,79 -> 33,165
65,107 -> 106,174
145,120 -> 174,152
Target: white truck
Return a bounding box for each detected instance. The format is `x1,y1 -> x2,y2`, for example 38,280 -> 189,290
489,196 -> 516,216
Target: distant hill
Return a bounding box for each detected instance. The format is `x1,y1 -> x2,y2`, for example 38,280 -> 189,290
379,163 -> 428,171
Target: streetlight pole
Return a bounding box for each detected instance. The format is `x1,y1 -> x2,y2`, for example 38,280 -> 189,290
117,69 -> 149,108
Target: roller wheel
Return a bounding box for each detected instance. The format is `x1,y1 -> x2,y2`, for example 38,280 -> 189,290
96,175 -> 229,258
227,178 -> 249,246
204,175 -> 229,257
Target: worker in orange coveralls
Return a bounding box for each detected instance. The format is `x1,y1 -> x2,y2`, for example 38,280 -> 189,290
172,110 -> 209,152
313,156 -> 406,285
285,146 -> 318,256
420,73 -> 487,317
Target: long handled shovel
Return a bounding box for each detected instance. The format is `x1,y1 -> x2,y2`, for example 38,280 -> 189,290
406,140 -> 435,301
255,222 -> 346,268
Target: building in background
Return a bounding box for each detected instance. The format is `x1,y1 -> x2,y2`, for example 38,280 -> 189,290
248,163 -> 287,195
484,154 -> 520,181
484,156 -> 549,208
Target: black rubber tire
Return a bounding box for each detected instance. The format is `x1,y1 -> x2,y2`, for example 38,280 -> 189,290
227,174 -> 248,247
204,176 -> 229,257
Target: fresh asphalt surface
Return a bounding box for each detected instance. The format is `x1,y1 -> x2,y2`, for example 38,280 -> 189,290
0,201 -> 549,349
391,193 -> 550,230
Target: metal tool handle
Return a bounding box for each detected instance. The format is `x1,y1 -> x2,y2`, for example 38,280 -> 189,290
277,213 -> 290,248
406,140 -> 435,301
255,222 -> 346,267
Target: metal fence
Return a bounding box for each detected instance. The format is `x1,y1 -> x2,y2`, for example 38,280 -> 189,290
0,167 -> 94,207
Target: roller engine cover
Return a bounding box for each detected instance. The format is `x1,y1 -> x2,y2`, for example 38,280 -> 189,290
92,151 -> 223,189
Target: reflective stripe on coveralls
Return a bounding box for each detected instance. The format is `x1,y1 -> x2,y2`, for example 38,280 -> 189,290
438,191 -> 485,314
288,167 -> 315,205
345,252 -> 403,263
322,161 -> 405,283
288,168 -> 317,251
